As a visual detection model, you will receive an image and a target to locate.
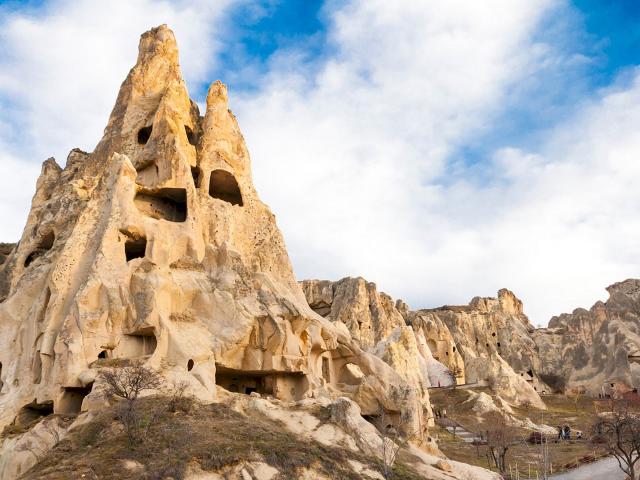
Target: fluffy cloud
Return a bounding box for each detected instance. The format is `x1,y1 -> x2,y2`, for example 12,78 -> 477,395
1,0 -> 638,324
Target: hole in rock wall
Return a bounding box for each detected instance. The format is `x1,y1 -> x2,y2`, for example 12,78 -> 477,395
185,125 -> 197,146
124,236 -> 147,262
24,231 -> 55,267
0,362 -> 3,391
191,166 -> 201,188
98,350 -> 107,359
15,400 -> 54,427
497,342 -> 501,348
134,188 -> 187,222
187,359 -> 194,371
527,369 -> 533,377
209,170 -> 243,206
138,126 -> 152,144
215,366 -> 307,400
59,384 -> 93,414
122,332 -> 157,358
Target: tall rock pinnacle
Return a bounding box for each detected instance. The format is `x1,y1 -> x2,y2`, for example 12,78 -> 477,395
0,27 -> 424,477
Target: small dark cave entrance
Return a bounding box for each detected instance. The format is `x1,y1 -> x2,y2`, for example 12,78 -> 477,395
59,384 -> 93,414
138,125 -> 152,144
134,188 -> 187,222
15,400 -> 54,427
124,235 -> 147,262
191,166 -> 201,188
215,366 -> 272,396
185,125 -> 197,146
209,170 -> 243,206
187,359 -> 194,371
24,231 -> 55,267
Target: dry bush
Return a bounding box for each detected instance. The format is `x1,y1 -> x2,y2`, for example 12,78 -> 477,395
482,411 -> 521,474
100,366 -> 163,446
591,399 -> 640,480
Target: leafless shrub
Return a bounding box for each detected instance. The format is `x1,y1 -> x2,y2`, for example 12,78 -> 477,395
100,366 -> 163,446
371,405 -> 425,480
591,399 -> 640,480
483,411 -> 521,474
166,380 -> 196,414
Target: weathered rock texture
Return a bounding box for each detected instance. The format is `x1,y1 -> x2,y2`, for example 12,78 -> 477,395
535,279 -> 640,396
0,25 -> 433,478
303,279 -> 545,409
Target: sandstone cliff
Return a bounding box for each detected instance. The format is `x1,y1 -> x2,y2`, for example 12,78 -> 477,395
535,279 -> 640,396
301,278 -> 545,409
0,25 -> 454,480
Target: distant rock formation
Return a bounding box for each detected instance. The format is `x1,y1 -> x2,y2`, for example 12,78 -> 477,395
302,278 -> 545,409
535,279 -> 640,396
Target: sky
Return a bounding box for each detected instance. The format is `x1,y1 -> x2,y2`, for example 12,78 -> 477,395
0,0 -> 639,325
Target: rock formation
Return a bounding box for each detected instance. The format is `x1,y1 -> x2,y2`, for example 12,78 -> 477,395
303,278 -> 546,409
535,279 -> 640,396
0,25 -> 453,479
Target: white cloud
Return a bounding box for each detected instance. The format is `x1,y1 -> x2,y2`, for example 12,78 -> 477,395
235,1 -> 555,316
1,0 -> 638,325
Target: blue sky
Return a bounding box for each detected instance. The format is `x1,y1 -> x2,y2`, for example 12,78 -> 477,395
0,0 -> 639,324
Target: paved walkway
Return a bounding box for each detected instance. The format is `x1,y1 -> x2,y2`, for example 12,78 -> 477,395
439,420 -> 483,443
550,457 -> 623,480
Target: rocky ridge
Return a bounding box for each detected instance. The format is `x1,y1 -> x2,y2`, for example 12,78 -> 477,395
0,25 -> 500,480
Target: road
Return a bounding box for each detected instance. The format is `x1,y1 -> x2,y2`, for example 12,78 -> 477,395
550,457 -> 624,480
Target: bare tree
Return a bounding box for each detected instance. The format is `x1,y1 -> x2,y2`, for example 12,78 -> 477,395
483,411 -> 521,474
372,408 -> 421,480
569,386 -> 585,411
591,399 -> 640,480
100,366 -> 163,445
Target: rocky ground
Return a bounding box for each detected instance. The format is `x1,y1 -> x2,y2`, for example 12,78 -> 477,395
13,391 -> 497,480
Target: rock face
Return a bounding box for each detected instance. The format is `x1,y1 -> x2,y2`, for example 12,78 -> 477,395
417,289 -> 546,408
535,279 -> 640,396
303,279 -> 545,409
0,25 -> 430,477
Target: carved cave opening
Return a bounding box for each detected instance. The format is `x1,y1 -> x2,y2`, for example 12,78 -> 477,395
215,366 -> 306,400
209,170 -> 243,206
134,188 -> 187,222
187,359 -> 194,371
191,166 -> 201,188
98,350 -> 107,359
14,400 -> 54,428
24,231 -> 55,267
185,125 -> 197,146
59,384 -> 93,414
138,125 -> 152,144
122,331 -> 158,358
124,235 -> 147,262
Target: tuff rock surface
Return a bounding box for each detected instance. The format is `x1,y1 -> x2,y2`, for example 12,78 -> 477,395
0,25 -> 447,479
534,279 -> 640,396
303,278 -> 546,409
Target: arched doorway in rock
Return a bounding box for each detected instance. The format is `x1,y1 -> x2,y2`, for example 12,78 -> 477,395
209,170 -> 243,206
